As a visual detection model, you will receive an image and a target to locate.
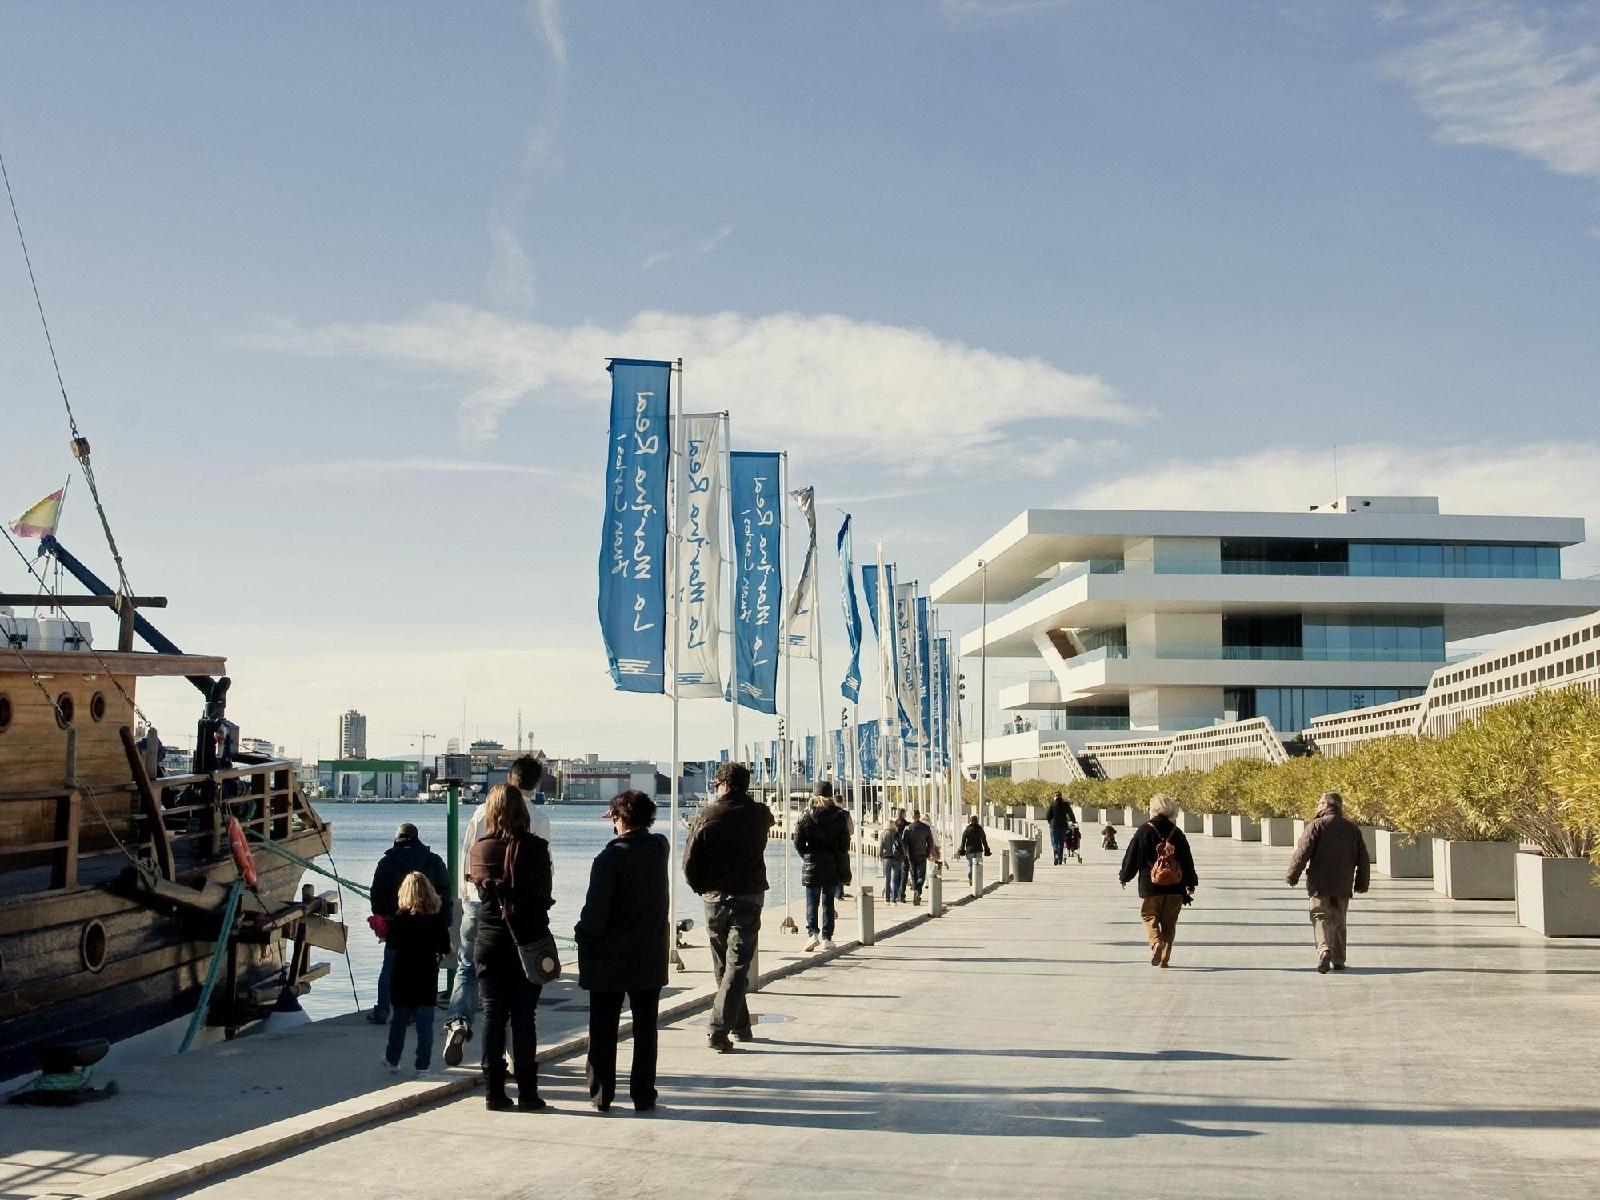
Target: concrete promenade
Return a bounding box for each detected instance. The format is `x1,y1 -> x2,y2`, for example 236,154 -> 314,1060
6,838 -> 1593,1200
159,833 -> 1600,1199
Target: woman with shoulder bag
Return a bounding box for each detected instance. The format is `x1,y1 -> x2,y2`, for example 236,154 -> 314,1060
469,783 -> 555,1111
1116,793 -> 1198,968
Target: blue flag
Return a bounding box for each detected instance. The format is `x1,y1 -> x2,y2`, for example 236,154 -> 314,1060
837,515 -> 863,703
861,563 -> 890,641
598,359 -> 672,693
917,597 -> 933,751
805,734 -> 816,783
730,451 -> 782,714
832,727 -> 846,777
859,719 -> 880,781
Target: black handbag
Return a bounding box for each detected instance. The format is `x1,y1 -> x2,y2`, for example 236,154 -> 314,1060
517,933 -> 562,984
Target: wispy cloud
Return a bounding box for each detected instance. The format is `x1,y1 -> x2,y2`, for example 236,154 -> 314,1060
1387,3 -> 1600,180
642,224 -> 735,271
276,457 -> 592,492
246,305 -> 1141,475
938,0 -> 1071,27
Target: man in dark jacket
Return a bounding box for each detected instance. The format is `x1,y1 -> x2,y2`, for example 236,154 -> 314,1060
369,823 -> 450,1022
902,810 -> 935,905
1046,791 -> 1077,865
1286,791 -> 1371,973
684,761 -> 774,1052
1118,795 -> 1198,968
794,784 -> 851,951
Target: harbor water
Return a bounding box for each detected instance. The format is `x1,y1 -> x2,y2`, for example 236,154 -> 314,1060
301,801 -> 793,1020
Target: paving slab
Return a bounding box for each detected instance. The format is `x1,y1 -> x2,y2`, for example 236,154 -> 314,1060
160,836 -> 1600,1200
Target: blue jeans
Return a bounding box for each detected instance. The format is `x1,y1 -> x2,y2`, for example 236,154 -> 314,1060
705,894 -> 762,1038
374,942 -> 396,1019
909,858 -> 928,899
884,860 -> 906,902
386,1004 -> 435,1070
804,885 -> 836,940
445,899 -> 480,1028
965,851 -> 982,882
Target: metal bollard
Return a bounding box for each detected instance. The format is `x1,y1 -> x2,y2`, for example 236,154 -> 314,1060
749,945 -> 761,993
971,857 -> 984,897
859,885 -> 876,946
928,869 -> 943,917
1000,850 -> 1012,884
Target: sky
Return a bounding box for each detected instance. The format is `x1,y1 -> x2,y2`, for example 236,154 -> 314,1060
2,0 -> 1598,765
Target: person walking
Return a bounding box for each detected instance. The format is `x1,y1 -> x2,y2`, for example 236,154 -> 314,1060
878,811 -> 908,903
468,784 -> 555,1111
368,823 -> 450,1025
794,782 -> 851,951
574,790 -> 668,1113
683,761 -> 773,1053
959,813 -> 991,883
379,871 -> 451,1077
1286,791 -> 1371,973
443,756 -> 551,1067
903,809 -> 935,905
1046,791 -> 1077,866
1118,794 -> 1198,968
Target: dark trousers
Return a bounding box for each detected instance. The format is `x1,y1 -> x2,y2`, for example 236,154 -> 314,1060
705,895 -> 762,1038
909,857 -> 928,898
385,1004 -> 435,1070
804,884 -> 836,939
1050,826 -> 1068,863
477,964 -> 541,1097
586,987 -> 661,1109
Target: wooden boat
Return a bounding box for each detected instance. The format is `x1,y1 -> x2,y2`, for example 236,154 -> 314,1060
0,585 -> 341,1083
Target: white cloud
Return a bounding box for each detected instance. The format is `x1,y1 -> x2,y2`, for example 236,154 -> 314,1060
532,0 -> 567,75
938,0 -> 1071,27
1066,439 -> 1600,571
642,224 -> 735,271
1388,4 -> 1600,180
246,305 -> 1140,474
275,457 -> 591,491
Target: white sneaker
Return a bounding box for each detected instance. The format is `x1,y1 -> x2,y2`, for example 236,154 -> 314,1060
803,935 -> 821,951
821,938 -> 837,951
413,1067 -> 434,1080
380,1055 -> 399,1074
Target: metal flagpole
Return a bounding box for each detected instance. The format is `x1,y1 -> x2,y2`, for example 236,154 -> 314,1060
978,559 -> 987,826
849,701 -> 863,890
667,360 -> 685,970
875,542 -> 894,823
812,512 -> 831,785
912,580 -> 927,823
779,452 -> 795,933
723,413 -> 739,761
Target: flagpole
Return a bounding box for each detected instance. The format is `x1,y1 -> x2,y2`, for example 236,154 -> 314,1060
779,451 -> 795,934
722,412 -> 739,762
875,542 -> 891,824
811,505 -> 831,785
667,359 -> 684,971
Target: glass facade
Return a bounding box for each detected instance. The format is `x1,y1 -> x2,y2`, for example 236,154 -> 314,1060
1348,543 -> 1559,579
1301,613 -> 1445,662
1229,686 -> 1425,732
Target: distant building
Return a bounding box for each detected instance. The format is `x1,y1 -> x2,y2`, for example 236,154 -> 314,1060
239,736 -> 276,758
554,754 -> 660,802
317,758 -> 420,799
338,709 -> 367,759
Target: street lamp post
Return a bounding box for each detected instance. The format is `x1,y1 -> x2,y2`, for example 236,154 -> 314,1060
978,559 -> 987,827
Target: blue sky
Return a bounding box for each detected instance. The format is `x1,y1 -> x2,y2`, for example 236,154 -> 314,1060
2,0 -> 1598,762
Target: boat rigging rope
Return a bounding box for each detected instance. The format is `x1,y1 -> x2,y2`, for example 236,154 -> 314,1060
1,146 -> 137,603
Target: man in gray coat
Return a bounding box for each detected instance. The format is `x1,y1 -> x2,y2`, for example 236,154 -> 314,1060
1285,792 -> 1371,973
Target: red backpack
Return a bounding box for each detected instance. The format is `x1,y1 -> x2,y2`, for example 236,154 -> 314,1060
1148,824 -> 1183,887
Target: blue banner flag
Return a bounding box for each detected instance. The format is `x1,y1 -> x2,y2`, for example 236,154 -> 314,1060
859,719 -> 880,781
861,563 -> 890,641
597,358 -> 672,693
837,515 -> 863,703
720,748 -> 730,763
832,727 -> 845,777
731,451 -> 782,714
917,597 -> 933,750
934,637 -> 950,768
805,734 -> 816,783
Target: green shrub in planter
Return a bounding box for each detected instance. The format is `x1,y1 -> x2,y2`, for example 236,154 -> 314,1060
1193,757 -> 1272,816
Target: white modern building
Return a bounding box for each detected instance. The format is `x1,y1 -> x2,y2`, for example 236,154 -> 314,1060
932,496 -> 1600,777
338,708 -> 367,759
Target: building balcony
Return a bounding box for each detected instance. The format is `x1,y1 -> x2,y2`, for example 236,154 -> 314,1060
1049,650 -> 1437,695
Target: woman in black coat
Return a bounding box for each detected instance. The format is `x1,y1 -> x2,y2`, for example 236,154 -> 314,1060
1117,793 -> 1199,968
574,789 -> 669,1113
469,784 -> 555,1111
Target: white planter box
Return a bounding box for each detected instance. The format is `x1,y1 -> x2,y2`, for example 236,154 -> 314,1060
1232,815 -> 1262,843
1077,806 -> 1099,825
1357,825 -> 1378,860
1260,817 -> 1296,846
1202,813 -> 1233,837
1175,809 -> 1204,833
1376,830 -> 1433,879
1515,853 -> 1600,937
1292,819 -> 1308,843
1431,840 -> 1517,900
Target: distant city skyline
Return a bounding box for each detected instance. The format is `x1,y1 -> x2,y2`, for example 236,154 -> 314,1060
3,2 -> 1599,763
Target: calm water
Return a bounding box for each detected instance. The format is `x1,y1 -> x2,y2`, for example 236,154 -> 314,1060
301,801 -> 793,1020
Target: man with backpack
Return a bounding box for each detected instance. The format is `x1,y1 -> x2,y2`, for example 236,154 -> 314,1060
1118,793 -> 1198,968
1045,791 -> 1077,865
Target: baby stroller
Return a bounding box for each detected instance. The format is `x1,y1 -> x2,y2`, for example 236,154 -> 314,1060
1100,824 -> 1118,851
1063,822 -> 1083,864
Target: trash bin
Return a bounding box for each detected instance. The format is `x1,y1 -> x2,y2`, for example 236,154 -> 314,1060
1009,838 -> 1038,883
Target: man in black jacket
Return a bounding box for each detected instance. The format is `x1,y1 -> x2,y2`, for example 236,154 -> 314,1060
1046,792 -> 1077,865
902,810 -> 935,905
369,823 -> 450,1023
1117,795 -> 1198,968
1286,791 -> 1371,973
684,761 -> 774,1052
794,783 -> 851,952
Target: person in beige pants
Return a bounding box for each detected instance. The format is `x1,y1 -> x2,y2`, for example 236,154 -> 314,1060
1286,792 -> 1371,973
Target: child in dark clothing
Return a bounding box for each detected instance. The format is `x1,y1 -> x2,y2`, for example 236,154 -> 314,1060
1101,825 -> 1119,851
381,871 -> 451,1075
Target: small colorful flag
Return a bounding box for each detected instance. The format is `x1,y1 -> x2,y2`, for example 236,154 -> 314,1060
9,489 -> 64,539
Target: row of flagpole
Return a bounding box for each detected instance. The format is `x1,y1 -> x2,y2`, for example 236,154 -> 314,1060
596,357 -> 965,959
